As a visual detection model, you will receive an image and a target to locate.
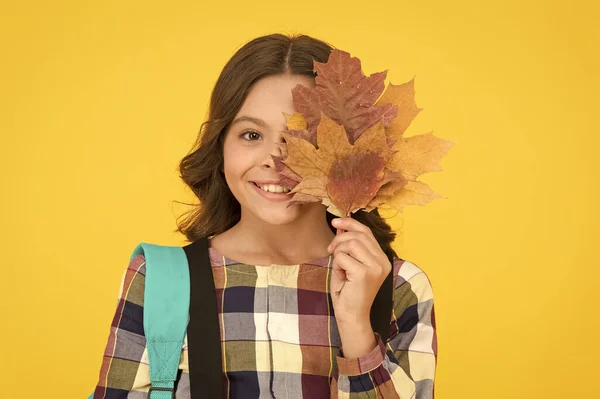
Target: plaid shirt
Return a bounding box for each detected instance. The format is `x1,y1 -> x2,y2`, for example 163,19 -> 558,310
91,240 -> 437,398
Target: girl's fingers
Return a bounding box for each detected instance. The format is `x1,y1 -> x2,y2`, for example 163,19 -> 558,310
332,217 -> 374,237
333,239 -> 376,269
332,251 -> 368,281
328,231 -> 380,257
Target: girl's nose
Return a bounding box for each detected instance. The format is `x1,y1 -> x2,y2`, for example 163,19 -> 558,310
262,140 -> 285,169
272,141 -> 286,157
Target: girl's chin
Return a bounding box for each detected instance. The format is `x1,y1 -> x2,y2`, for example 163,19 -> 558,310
249,207 -> 303,225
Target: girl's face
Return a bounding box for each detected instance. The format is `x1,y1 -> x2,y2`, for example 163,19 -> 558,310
223,73 -> 323,226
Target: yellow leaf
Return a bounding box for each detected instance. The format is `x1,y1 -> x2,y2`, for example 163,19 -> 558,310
389,132 -> 456,180
377,171 -> 408,197
284,112 -> 308,131
287,192 -> 322,207
386,180 -> 445,209
315,113 -> 353,160
322,197 -> 342,217
376,78 -> 422,140
290,176 -> 328,198
280,132 -> 329,178
353,120 -> 391,161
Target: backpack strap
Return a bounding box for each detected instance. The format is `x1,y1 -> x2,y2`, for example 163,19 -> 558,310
183,237 -> 224,399
131,243 -> 190,399
369,251 -> 395,344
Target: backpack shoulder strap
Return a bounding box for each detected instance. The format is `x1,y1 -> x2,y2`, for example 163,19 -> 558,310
131,243 -> 190,399
369,251 -> 395,344
183,237 -> 224,398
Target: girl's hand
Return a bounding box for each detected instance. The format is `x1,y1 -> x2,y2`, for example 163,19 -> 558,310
327,217 -> 392,327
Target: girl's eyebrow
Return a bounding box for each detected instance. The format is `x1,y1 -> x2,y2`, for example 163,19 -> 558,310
231,115 -> 267,128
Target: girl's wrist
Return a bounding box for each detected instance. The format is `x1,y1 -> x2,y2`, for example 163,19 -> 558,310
337,318 -> 377,359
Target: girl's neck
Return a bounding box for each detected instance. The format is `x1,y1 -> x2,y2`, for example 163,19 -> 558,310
212,207 -> 335,266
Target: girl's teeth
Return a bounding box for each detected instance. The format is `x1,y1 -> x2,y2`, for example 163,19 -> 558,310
259,184 -> 290,193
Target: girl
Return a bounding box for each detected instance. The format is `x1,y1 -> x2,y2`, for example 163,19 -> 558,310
90,33 -> 437,398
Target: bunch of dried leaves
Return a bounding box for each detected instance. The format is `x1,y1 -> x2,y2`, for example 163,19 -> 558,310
274,49 -> 455,220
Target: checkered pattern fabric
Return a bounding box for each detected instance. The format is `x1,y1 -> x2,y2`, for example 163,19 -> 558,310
90,240 -> 437,398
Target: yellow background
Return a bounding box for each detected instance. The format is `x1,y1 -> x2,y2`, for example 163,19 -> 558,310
1,0 -> 598,397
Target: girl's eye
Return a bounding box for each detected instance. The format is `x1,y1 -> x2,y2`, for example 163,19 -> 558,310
240,130 -> 262,141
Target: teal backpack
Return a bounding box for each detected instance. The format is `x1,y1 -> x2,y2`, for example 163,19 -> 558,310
89,243 -> 191,399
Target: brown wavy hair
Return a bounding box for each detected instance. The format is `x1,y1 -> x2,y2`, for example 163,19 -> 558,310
175,33 -> 398,259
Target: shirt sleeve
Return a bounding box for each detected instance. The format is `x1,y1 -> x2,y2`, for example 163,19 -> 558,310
90,254 -> 153,397
331,258 -> 438,399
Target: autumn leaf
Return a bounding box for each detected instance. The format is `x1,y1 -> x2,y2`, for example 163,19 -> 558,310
282,112 -> 316,147
389,131 -> 454,180
327,151 -> 386,216
282,114 -> 392,217
291,50 -> 398,145
278,132 -> 329,179
284,112 -> 308,131
376,77 -> 422,142
274,49 -> 455,217
273,155 -> 302,189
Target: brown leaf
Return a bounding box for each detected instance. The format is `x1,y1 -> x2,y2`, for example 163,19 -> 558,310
273,154 -> 301,189
286,129 -> 317,147
327,151 -> 387,216
291,49 -> 398,145
291,85 -> 321,134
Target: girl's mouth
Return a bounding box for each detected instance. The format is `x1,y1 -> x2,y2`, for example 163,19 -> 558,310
250,182 -> 292,202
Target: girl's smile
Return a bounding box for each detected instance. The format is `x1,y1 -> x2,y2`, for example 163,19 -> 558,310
249,181 -> 293,202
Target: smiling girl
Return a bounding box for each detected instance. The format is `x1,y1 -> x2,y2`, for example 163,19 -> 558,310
90,33 -> 437,398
